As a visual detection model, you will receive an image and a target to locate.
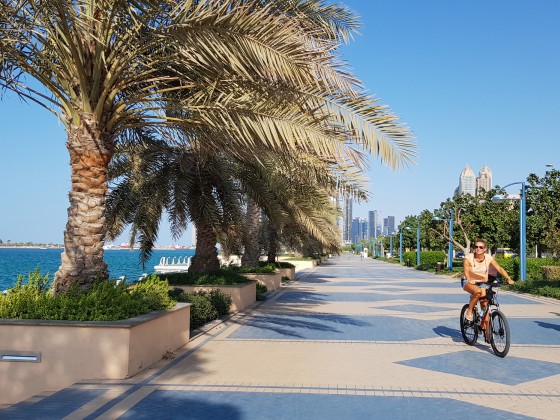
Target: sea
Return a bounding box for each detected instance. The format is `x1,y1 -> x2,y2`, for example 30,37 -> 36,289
0,248 -> 195,291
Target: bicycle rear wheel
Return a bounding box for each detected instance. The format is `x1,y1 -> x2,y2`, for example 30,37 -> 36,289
490,310 -> 510,357
460,304 -> 478,345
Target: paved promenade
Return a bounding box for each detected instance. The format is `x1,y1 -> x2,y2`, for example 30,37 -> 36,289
2,255 -> 560,419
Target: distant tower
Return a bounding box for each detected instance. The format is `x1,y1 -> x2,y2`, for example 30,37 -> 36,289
333,196 -> 344,244
458,164 -> 476,196
343,198 -> 352,244
383,216 -> 396,235
368,210 -> 378,239
477,165 -> 493,193
191,225 -> 197,247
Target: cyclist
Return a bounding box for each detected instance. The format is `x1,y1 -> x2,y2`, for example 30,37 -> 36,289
462,238 -> 514,323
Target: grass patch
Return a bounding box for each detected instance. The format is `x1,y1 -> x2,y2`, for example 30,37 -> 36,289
0,270 -> 175,321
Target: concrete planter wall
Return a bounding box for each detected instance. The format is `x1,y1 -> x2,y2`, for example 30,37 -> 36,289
277,267 -> 296,281
172,282 -> 256,312
241,272 -> 282,291
0,303 -> 190,406
280,259 -> 317,270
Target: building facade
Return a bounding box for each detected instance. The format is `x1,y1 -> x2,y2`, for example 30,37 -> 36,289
343,198 -> 353,244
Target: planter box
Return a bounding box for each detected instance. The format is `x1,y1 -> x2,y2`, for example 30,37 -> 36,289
241,272 -> 282,291
172,282 -> 256,312
0,303 -> 190,406
277,267 -> 296,281
280,259 -> 317,270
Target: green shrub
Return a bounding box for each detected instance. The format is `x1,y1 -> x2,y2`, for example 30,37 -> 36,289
224,263 -> 277,274
285,257 -> 314,261
262,261 -> 295,269
504,279 -> 560,300
163,270 -> 251,286
542,266 -> 560,280
495,257 -> 560,281
402,251 -> 446,267
256,283 -> 267,301
0,270 -> 175,321
170,288 -> 232,330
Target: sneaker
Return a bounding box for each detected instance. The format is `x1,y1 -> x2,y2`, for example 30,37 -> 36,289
464,311 -> 473,322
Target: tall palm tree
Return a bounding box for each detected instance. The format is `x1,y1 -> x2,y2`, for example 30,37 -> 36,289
1,0 -> 416,292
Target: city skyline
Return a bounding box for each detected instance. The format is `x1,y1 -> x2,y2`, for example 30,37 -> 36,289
1,1 -> 559,245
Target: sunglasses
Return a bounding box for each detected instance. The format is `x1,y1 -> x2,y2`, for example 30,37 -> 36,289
474,245 -> 485,249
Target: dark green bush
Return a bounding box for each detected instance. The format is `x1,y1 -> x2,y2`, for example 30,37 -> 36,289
260,261 -> 295,269
0,270 -> 175,321
171,288 -> 232,330
402,251 -> 446,267
256,283 -> 267,301
495,257 -> 560,281
163,270 -> 251,286
504,279 -> 560,300
225,263 -> 277,274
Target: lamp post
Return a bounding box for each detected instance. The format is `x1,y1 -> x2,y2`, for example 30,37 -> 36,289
432,209 -> 454,271
389,233 -> 393,258
492,182 -> 526,281
399,229 -> 403,263
416,221 -> 421,266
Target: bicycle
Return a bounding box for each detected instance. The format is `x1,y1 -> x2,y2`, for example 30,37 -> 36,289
460,279 -> 511,357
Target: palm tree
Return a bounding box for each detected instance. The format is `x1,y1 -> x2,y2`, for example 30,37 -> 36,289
1,0 -> 416,292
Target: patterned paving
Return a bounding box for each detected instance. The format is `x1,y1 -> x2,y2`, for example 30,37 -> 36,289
2,255 -> 559,419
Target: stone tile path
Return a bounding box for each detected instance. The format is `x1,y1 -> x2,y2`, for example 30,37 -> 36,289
2,255 -> 559,419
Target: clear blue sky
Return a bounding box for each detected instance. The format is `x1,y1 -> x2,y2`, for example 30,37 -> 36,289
0,0 -> 558,245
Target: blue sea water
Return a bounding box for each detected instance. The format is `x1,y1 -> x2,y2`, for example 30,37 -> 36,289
0,248 -> 195,291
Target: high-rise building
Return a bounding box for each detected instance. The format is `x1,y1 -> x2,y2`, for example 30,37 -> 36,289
383,216 -> 396,235
458,164 -> 476,196
477,165 -> 493,192
343,198 -> 352,244
351,217 -> 368,243
455,164 -> 493,196
368,210 -> 379,239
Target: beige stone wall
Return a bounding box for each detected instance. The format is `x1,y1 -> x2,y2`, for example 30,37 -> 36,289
0,303 -> 190,405
173,282 -> 256,312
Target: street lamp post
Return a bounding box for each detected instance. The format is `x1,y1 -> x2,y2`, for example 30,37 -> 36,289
416,221 -> 421,266
432,209 -> 455,271
389,234 -> 393,258
399,231 -> 402,263
492,182 -> 526,281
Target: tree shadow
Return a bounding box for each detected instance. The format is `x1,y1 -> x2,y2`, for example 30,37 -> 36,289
535,320 -> 560,332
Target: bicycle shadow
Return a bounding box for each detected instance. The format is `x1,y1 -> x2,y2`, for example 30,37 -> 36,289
432,326 -> 463,343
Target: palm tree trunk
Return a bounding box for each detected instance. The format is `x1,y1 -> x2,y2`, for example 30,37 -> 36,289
53,120 -> 112,293
189,218 -> 220,273
241,198 -> 261,267
267,225 -> 279,263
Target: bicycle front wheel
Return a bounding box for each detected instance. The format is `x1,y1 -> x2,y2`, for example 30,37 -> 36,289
460,304 -> 478,345
490,310 -> 510,357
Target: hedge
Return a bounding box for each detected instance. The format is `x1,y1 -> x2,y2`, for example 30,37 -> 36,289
402,251 -> 446,267
494,257 -> 560,281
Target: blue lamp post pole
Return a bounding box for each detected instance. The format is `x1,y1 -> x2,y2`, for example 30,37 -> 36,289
492,182 -> 526,281
389,234 -> 393,258
447,210 -> 454,271
416,221 -> 421,266
399,230 -> 403,263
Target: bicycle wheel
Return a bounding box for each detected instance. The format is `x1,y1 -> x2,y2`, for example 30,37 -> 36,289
460,304 -> 478,345
490,310 -> 510,357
